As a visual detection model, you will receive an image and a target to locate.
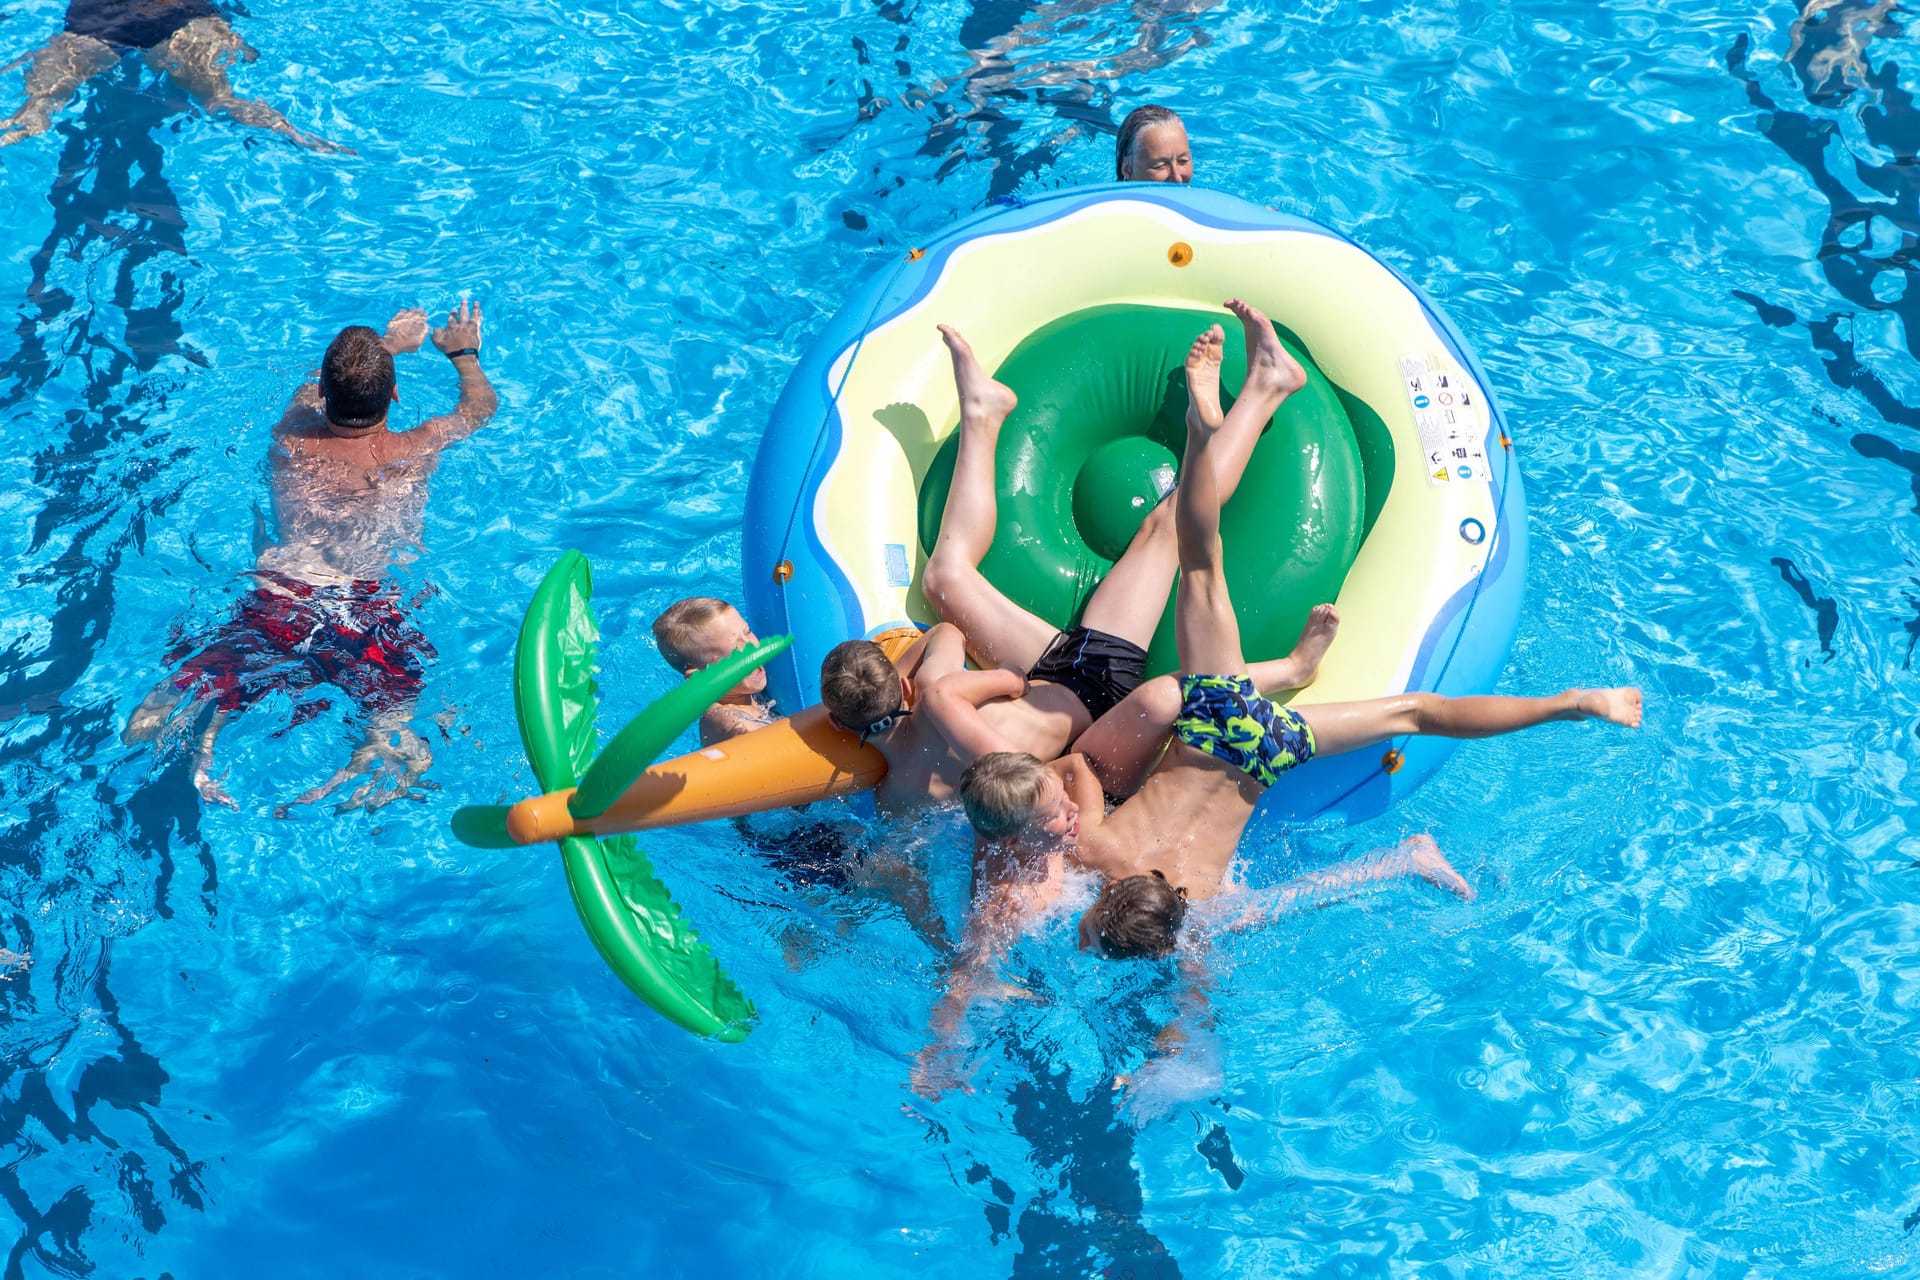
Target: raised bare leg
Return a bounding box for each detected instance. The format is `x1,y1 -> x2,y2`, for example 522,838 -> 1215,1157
921,325 -> 1058,671
1203,298 -> 1306,511
1298,686 -> 1644,760
1079,323 -> 1222,644
1246,603 -> 1339,693
0,35 -> 120,147
1081,302 -> 1308,647
1171,351 -> 1247,678
148,18 -> 349,153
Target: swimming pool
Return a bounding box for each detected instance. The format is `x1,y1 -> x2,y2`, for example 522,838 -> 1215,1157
2,0 -> 1917,1273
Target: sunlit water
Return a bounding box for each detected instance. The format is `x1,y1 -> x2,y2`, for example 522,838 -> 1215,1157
2,0 -> 1918,1275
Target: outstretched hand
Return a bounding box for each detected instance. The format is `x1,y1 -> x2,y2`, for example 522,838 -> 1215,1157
431,301 -> 483,356
194,762 -> 239,810
276,725 -> 435,816
383,307 -> 429,355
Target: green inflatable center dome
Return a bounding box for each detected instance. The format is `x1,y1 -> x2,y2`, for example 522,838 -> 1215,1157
917,304 -> 1395,676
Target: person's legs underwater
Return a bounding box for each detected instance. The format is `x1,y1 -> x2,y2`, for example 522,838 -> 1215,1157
146,17 -> 346,153
0,34 -> 119,146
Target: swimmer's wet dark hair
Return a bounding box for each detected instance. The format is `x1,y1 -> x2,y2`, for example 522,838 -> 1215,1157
1116,104 -> 1184,180
1086,869 -> 1188,959
820,640 -> 903,737
320,325 -> 396,428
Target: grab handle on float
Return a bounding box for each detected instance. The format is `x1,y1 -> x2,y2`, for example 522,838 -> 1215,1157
450,804 -> 519,849
568,634 -> 792,821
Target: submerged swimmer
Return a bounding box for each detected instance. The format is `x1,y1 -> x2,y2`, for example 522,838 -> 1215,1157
125,302 -> 497,811
1,0 -> 344,150
1115,104 -> 1191,183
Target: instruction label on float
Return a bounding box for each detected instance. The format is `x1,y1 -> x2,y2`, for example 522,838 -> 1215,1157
1399,354 -> 1489,488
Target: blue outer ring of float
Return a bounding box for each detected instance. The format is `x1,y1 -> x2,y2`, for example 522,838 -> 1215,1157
744,183 -> 1527,828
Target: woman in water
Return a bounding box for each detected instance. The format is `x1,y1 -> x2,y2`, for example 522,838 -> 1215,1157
1115,104 -> 1191,183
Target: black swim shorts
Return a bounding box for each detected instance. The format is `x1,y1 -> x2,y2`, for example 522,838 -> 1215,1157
65,0 -> 219,51
1027,624 -> 1148,722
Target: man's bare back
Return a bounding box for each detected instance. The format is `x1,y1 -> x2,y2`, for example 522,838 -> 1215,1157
125,302 -> 497,811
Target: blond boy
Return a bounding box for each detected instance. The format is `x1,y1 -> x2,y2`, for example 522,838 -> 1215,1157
652,597 -> 776,746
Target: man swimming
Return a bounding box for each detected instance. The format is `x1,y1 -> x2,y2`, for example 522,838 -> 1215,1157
2,0 -> 343,150
124,301 -> 496,810
820,300 -> 1332,812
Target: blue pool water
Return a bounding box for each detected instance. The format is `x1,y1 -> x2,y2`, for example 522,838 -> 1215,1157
3,0 -> 1919,1274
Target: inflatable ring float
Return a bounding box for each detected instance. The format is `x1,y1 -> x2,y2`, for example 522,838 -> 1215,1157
747,183 -> 1526,824
453,184 -> 1525,1035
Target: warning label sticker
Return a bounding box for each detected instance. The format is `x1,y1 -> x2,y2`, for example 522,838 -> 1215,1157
1399,354 -> 1490,488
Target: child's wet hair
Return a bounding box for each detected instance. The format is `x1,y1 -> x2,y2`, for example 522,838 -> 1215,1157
960,751 -> 1049,840
1086,869 -> 1188,958
651,597 -> 732,673
820,640 -> 902,733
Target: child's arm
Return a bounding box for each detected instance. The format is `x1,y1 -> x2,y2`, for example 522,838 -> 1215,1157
920,668 -> 1027,762
912,882 -> 1030,1099
698,704 -> 771,747
896,621 -> 968,685
1115,954 -> 1218,1115
1053,752 -> 1108,836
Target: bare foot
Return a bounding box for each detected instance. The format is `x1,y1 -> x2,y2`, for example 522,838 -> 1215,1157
1225,298 -> 1306,397
1575,687 -> 1643,729
1403,834 -> 1475,902
938,325 -> 1017,425
1285,604 -> 1340,685
194,768 -> 239,810
1184,323 -> 1225,433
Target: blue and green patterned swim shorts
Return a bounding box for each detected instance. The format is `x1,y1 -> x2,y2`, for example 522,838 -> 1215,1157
1172,674 -> 1316,788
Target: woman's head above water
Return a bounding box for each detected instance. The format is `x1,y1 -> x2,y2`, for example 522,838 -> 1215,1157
1115,105 -> 1192,183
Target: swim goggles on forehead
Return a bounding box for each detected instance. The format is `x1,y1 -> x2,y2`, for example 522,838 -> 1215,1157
857,708 -> 911,745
